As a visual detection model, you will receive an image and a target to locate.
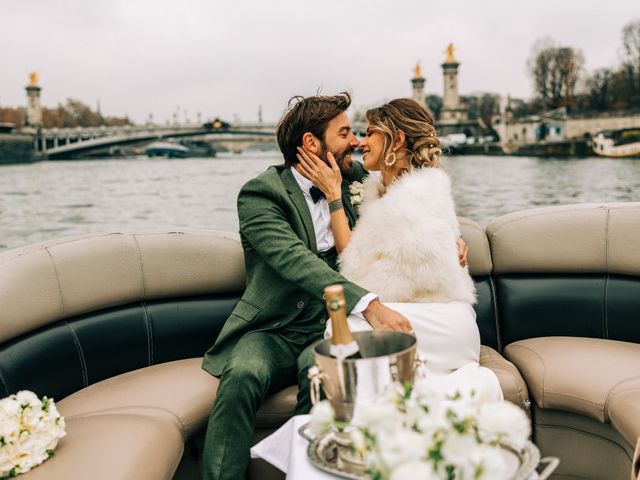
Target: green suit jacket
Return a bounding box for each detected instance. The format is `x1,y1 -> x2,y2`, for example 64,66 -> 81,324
202,162 -> 368,376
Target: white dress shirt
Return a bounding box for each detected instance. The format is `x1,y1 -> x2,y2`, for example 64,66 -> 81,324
290,167 -> 377,315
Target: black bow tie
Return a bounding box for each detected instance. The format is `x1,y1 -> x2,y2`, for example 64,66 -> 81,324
309,186 -> 325,203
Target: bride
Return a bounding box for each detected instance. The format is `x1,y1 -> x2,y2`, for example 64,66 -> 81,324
296,98 -> 502,401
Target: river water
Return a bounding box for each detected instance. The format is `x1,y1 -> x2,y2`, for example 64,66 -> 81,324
1,152 -> 639,252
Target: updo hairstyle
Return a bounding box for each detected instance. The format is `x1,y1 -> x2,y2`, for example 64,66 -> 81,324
365,98 -> 442,171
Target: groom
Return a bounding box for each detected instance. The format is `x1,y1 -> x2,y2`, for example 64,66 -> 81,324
200,92 -> 415,480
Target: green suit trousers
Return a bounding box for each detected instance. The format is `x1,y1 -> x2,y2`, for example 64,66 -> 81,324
201,302 -> 327,480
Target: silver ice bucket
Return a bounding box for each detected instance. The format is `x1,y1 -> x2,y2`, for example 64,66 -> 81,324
309,331 -> 418,422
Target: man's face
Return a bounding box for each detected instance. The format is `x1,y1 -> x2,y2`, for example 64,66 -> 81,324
318,112 -> 359,175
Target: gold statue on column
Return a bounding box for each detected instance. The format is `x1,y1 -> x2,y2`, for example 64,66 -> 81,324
413,61 -> 423,79
28,72 -> 39,87
445,43 -> 456,63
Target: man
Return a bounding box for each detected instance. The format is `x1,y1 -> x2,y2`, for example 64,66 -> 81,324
201,92 -> 467,479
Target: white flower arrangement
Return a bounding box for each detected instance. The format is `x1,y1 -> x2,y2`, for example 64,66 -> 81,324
349,181 -> 365,206
309,379 -> 531,480
0,391 -> 66,479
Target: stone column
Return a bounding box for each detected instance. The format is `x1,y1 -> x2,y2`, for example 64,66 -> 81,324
25,72 -> 43,127
440,45 -> 468,125
410,62 -> 432,116
442,61 -> 460,113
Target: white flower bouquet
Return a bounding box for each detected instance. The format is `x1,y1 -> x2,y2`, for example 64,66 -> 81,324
0,391 -> 66,479
310,379 -> 531,480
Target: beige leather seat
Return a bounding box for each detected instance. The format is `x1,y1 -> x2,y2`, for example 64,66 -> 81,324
505,336 -> 640,479
49,358 -> 299,480
480,345 -> 529,408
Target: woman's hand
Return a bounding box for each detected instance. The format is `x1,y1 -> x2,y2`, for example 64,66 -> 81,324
296,147 -> 343,202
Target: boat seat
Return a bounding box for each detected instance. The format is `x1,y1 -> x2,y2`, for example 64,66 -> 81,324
634,439 -> 640,480
50,358 -> 303,480
22,412 -> 184,480
57,358 -> 219,439
505,337 -> 640,479
479,345 -> 529,409
504,337 -> 640,424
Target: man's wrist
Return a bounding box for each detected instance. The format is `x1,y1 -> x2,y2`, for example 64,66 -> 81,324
362,298 -> 381,318
352,293 -> 378,316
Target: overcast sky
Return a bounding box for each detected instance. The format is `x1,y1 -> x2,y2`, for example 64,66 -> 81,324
1,0 -> 637,124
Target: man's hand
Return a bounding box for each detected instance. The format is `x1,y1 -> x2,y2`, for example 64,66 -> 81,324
457,237 -> 469,268
362,299 -> 413,333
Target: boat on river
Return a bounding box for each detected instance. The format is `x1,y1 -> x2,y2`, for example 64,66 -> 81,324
592,128 -> 640,158
145,140 -> 216,158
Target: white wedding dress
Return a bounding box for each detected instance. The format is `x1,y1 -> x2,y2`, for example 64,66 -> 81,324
327,168 -> 503,402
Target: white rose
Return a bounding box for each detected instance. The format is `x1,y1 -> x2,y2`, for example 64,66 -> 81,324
352,401 -> 402,433
477,401 -> 530,450
15,391 -> 40,409
470,444 -> 509,479
0,396 -> 21,419
0,413 -> 20,445
390,460 -> 440,480
377,429 -> 429,470
309,400 -> 335,436
440,431 -> 478,475
412,378 -> 447,403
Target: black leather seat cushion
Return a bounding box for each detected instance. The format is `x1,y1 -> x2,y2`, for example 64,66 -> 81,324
495,274 -> 640,347
0,295 -> 238,400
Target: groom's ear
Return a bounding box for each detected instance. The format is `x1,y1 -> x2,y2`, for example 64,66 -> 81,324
302,132 -> 320,153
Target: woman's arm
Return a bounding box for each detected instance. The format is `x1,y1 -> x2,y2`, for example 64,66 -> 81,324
295,147 -> 352,253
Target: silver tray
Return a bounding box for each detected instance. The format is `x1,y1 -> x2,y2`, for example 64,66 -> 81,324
300,423 -> 559,479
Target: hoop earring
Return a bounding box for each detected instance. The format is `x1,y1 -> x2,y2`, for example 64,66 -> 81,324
384,151 -> 397,167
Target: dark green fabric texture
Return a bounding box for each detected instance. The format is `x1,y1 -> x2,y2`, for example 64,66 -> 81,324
201,163 -> 368,377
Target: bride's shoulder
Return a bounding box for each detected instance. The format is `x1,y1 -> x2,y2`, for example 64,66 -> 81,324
394,167 -> 452,197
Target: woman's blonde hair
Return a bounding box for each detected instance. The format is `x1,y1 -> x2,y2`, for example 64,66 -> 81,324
365,98 -> 441,172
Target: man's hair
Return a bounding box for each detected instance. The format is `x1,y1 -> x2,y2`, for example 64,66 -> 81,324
276,92 -> 351,166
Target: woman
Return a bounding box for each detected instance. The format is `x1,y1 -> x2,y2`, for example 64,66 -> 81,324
296,98 -> 502,401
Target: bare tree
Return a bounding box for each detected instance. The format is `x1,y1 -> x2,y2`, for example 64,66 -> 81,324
582,68 -> 613,111
528,38 -> 585,110
621,20 -> 640,107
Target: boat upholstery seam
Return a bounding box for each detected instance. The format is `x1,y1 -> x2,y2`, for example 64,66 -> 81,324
489,276 -> 503,352
604,206 -> 610,273
604,274 -> 609,339
131,233 -> 146,299
63,321 -> 89,388
45,246 -> 65,316
0,369 -> 9,396
142,302 -> 154,365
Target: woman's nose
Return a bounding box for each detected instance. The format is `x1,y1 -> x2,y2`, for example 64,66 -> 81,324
359,138 -> 367,149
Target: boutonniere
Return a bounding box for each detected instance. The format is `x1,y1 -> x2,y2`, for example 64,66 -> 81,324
348,181 -> 364,206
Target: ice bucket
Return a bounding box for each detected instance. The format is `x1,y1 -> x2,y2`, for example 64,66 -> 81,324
309,331 -> 418,422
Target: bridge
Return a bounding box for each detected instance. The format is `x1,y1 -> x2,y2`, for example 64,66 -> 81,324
35,122 -> 277,159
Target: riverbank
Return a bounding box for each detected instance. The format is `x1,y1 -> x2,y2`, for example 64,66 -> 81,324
0,133 -> 36,164
449,139 -> 592,157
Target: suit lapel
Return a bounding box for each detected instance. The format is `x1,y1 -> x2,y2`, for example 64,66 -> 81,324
281,168 -> 318,253
341,181 -> 357,228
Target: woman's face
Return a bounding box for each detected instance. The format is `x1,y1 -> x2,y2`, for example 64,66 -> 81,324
359,124 -> 385,171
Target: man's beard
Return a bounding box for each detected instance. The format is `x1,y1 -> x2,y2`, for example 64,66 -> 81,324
319,142 -> 355,175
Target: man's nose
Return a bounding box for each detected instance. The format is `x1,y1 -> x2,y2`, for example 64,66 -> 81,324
349,133 -> 359,148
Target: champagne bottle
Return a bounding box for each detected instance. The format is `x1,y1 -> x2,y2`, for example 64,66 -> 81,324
324,284 -> 362,359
